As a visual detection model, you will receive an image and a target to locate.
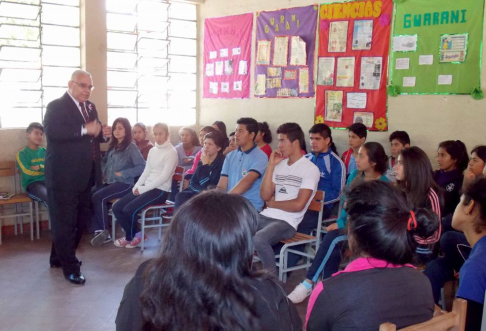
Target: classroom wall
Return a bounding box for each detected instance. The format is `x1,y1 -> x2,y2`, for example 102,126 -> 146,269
198,0 -> 486,164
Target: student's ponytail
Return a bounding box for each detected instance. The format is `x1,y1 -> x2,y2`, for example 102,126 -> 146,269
406,208 -> 440,250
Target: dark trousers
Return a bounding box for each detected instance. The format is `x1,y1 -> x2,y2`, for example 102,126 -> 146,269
424,231 -> 470,304
174,189 -> 198,209
169,179 -> 179,202
89,182 -> 133,233
112,189 -> 168,241
306,228 -> 348,282
26,181 -> 48,208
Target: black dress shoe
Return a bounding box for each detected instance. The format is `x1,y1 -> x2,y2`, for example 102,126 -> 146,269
64,272 -> 86,285
50,261 -> 62,268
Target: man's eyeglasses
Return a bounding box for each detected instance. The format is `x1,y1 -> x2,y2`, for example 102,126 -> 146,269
72,81 -> 94,91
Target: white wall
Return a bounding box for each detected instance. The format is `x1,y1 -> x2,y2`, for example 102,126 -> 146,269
198,0 -> 486,165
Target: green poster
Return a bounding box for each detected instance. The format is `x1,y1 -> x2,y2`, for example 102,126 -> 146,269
391,0 -> 484,95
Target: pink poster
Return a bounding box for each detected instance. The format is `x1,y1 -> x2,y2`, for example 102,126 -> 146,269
203,13 -> 253,99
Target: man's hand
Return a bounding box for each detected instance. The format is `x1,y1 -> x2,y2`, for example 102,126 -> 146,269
200,151 -> 209,165
269,149 -> 284,166
223,145 -> 237,155
85,120 -> 101,137
183,179 -> 189,189
30,165 -> 40,171
325,223 -> 338,232
133,188 -> 140,196
102,125 -> 112,138
115,172 -> 122,177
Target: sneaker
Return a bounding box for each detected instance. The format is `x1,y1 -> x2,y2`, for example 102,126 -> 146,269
287,283 -> 312,304
114,237 -> 131,247
91,229 -> 111,247
125,235 -> 148,249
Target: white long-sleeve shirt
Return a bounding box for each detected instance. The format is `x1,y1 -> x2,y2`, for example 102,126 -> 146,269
134,140 -> 177,194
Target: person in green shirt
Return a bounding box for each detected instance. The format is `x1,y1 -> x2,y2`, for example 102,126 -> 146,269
16,122 -> 48,206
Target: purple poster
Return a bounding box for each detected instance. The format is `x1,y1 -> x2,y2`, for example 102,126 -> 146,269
255,5 -> 318,98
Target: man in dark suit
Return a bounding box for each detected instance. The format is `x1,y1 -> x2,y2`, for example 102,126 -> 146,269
44,70 -> 110,285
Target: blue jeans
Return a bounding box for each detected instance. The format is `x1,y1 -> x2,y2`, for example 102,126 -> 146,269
26,181 -> 48,208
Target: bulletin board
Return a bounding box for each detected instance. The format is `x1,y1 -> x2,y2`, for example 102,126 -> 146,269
254,5 -> 318,98
203,13 -> 253,99
391,0 -> 484,96
315,0 -> 393,131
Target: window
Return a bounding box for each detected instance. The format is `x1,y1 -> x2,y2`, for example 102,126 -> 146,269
0,0 -> 80,128
106,0 -> 196,127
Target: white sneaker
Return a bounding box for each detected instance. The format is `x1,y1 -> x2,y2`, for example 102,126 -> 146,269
288,283 -> 312,304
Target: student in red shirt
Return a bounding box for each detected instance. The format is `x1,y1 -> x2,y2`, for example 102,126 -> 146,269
256,121 -> 273,159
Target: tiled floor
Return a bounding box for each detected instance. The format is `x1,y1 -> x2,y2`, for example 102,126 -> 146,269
0,227 -> 308,331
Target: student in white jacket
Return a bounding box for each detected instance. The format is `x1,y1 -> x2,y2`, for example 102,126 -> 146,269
113,123 -> 177,248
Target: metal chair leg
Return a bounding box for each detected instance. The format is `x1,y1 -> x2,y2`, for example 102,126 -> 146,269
35,201 -> 40,239
29,203 -> 33,241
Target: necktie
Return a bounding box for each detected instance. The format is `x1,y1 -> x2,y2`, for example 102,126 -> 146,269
79,102 -> 89,123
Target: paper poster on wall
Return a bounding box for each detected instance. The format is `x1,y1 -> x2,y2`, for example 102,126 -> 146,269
277,88 -> 298,97
440,34 -> 467,63
419,55 -> 434,65
224,60 -> 234,75
255,74 -> 266,95
273,36 -> 289,66
438,75 -> 453,85
284,70 -> 297,80
232,47 -> 241,55
347,92 -> 367,109
352,20 -> 373,50
266,77 -> 282,88
209,82 -> 218,94
299,67 -> 309,93
396,58 -> 409,70
215,61 -> 223,75
234,81 -> 242,91
209,51 -> 217,59
267,67 -> 282,77
221,82 -> 230,93
290,36 -> 307,66
336,57 -> 355,87
353,112 -> 374,128
392,35 -> 418,52
403,77 -> 416,87
325,90 -> 343,122
238,61 -> 248,75
206,63 -> 214,77
317,57 -> 335,86
257,40 -> 272,65
328,21 -> 348,52
360,57 -> 382,90
220,48 -> 228,57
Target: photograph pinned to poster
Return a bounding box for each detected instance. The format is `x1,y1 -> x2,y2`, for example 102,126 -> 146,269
403,77 -> 416,87
359,57 -> 382,90
325,90 -> 343,122
238,61 -> 248,75
209,82 -> 218,94
220,48 -> 229,57
352,20 -> 373,51
267,67 -> 282,77
396,58 -> 410,70
221,82 -> 230,93
272,36 -> 289,67
266,77 -> 282,89
317,57 -> 335,86
419,55 -> 434,65
277,88 -> 298,97
440,34 -> 468,63
336,57 -> 355,87
215,61 -> 223,75
438,75 -> 453,85
346,92 -> 367,109
209,51 -> 217,59
290,36 -> 307,66
299,67 -> 309,94
392,35 -> 418,52
205,63 -> 214,77
328,21 -> 348,53
224,60 -> 234,75
234,81 -> 243,91
256,40 -> 272,65
353,112 -> 374,128
255,74 -> 266,95
284,70 -> 297,80
232,47 -> 241,56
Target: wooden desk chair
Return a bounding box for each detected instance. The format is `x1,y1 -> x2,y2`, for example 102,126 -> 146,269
379,298 -> 467,331
0,161 -> 34,244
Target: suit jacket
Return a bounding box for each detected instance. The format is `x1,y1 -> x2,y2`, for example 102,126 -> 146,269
44,92 -> 105,192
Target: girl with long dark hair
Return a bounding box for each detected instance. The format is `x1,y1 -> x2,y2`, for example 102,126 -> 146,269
212,120 -> 229,149
256,121 -> 273,159
463,145 -> 486,190
115,191 -> 302,331
306,181 -> 437,330
90,117 -> 146,246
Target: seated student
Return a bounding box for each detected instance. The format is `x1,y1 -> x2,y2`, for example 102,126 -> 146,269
256,121 -> 273,159
217,118 -> 268,211
184,126 -> 216,180
112,123 -> 177,249
341,123 -> 367,177
223,131 -> 237,156
212,120 -> 229,149
386,130 -> 410,182
89,118 -> 145,246
115,191 -> 302,331
306,181 -> 437,331
434,140 -> 469,218
132,122 -> 153,161
174,131 -> 225,209
16,122 -> 48,206
288,142 -> 388,303
450,178 -> 486,331
463,145 -> 486,190
255,123 -> 320,275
